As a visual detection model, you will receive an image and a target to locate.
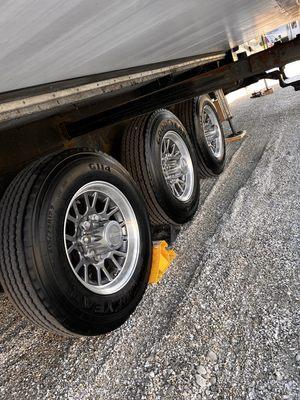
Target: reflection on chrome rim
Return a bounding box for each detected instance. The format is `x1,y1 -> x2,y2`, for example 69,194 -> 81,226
202,104 -> 224,160
160,130 -> 194,202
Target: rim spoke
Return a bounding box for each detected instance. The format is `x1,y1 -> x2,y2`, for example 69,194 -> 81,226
84,193 -> 91,211
202,106 -> 222,158
170,143 -> 176,155
102,266 -> 113,282
91,192 -> 98,209
107,206 -> 119,218
72,201 -> 80,218
178,176 -> 186,183
103,197 -> 110,213
163,138 -> 170,154
67,243 -> 78,254
96,266 -> 102,286
175,182 -> 184,195
110,256 -> 123,271
113,250 -> 127,257
67,215 -> 78,224
83,265 -> 88,283
205,128 -> 218,142
65,234 -> 76,243
174,186 -> 180,197
170,184 -> 176,196
74,260 -> 84,273
177,180 -> 185,191
172,183 -> 180,197
204,113 -> 209,124
166,139 -> 170,154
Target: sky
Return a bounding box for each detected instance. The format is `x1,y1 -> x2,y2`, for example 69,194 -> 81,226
226,61 -> 300,104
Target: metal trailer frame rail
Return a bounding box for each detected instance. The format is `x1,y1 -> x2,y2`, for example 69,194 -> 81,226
65,36 -> 300,137
0,37 -> 299,137
0,52 -> 225,130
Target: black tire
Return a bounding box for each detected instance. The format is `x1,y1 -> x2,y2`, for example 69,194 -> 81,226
0,149 -> 152,336
122,109 -> 200,225
175,96 -> 226,178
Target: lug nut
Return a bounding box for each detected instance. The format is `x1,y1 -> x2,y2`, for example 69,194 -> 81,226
81,221 -> 91,230
82,236 -> 89,244
89,214 -> 101,222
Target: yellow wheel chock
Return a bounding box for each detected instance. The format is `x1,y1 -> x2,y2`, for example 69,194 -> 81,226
225,130 -> 246,143
149,240 -> 176,284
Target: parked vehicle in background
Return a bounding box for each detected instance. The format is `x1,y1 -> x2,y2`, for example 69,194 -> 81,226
266,20 -> 300,45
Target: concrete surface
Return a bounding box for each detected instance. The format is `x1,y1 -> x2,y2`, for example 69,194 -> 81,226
0,86 -> 299,400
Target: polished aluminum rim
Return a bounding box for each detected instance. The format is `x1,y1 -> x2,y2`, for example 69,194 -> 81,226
202,104 -> 224,160
63,181 -> 140,295
160,130 -> 194,202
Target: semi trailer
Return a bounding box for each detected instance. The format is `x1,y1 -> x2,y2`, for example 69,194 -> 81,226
0,1 -> 299,337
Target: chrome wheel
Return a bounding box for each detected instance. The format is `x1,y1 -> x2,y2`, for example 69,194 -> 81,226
64,181 -> 140,295
161,131 -> 194,202
202,104 -> 224,160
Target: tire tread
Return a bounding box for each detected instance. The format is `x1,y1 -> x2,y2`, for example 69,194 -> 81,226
122,112 -> 175,225
0,150 -> 86,336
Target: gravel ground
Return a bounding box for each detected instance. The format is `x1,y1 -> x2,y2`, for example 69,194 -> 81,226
0,86 -> 299,400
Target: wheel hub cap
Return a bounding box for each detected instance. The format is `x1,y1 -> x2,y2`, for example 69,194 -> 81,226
79,219 -> 123,262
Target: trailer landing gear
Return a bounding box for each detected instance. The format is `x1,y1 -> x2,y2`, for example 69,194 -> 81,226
225,118 -> 247,143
